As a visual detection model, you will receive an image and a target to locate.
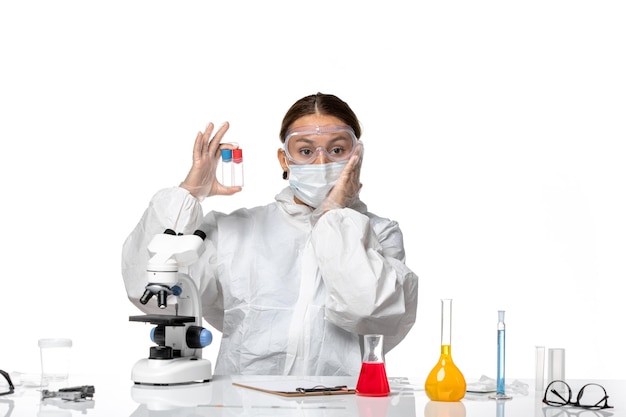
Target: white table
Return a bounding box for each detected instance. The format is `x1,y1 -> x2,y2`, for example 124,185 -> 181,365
2,374 -> 623,416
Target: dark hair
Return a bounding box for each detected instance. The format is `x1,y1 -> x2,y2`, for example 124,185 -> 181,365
279,93 -> 362,143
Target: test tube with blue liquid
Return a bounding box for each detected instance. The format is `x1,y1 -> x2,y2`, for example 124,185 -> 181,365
490,310 -> 512,400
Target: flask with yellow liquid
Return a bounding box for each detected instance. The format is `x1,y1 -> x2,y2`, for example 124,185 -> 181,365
425,298 -> 466,401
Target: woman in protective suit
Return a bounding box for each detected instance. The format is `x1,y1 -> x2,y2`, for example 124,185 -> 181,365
122,93 -> 418,376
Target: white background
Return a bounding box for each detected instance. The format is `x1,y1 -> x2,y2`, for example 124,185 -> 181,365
1,1 -> 624,384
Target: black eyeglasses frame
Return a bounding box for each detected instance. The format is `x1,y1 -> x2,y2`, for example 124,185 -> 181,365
0,371 -> 14,396
542,380 -> 613,410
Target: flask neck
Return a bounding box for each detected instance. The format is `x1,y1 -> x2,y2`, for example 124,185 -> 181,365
440,344 -> 453,357
362,334 -> 385,363
440,299 -> 453,346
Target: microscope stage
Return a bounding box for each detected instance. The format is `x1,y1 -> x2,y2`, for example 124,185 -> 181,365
129,314 -> 196,325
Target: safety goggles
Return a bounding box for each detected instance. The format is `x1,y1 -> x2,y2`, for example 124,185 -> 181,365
283,125 -> 358,165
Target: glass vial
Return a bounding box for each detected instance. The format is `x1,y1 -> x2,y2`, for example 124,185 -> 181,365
547,348 -> 565,382
535,345 -> 545,392
232,148 -> 244,187
220,149 -> 233,186
355,334 -> 390,397
425,299 -> 466,402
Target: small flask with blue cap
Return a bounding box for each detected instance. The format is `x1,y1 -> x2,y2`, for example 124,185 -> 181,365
220,148 -> 243,187
220,149 -> 233,186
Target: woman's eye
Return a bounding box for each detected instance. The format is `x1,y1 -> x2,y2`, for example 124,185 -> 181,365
329,147 -> 344,155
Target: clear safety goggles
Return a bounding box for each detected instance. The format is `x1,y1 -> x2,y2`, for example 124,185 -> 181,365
283,125 -> 358,165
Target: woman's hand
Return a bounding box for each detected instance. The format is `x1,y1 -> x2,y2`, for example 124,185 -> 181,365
180,122 -> 242,200
326,142 -> 364,208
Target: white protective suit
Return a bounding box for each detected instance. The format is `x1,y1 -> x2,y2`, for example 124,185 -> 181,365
122,186 -> 418,376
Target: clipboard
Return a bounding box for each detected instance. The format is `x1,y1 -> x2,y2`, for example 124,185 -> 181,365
232,379 -> 356,397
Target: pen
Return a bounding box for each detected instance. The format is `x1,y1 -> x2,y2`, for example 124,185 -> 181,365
296,385 -> 349,393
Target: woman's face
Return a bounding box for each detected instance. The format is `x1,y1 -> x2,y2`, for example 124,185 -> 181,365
278,114 -> 355,171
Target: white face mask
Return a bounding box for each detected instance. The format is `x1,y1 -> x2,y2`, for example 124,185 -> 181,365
288,161 -> 347,208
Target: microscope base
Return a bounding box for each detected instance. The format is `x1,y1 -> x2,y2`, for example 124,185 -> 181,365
131,382 -> 213,411
131,357 -> 212,385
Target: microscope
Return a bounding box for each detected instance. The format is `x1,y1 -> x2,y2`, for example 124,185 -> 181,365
129,229 -> 213,385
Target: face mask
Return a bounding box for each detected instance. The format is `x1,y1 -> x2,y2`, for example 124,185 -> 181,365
288,161 -> 347,208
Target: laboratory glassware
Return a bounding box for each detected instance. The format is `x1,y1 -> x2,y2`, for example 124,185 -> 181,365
232,148 -> 244,187
548,348 -> 565,384
535,345 -> 545,392
355,334 -> 390,397
425,298 -> 466,401
489,310 -> 512,400
220,149 -> 233,186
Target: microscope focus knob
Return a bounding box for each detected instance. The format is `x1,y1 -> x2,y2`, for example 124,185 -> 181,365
149,345 -> 174,360
186,326 -> 213,349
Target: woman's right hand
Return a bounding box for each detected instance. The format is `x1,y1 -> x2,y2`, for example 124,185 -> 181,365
180,121 -> 242,200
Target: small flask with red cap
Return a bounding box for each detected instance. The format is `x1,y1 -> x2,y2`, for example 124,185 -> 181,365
232,148 -> 244,187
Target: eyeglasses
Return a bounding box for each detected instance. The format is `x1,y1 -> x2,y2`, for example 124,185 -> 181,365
0,370 -> 14,396
283,124 -> 358,165
543,380 -> 612,410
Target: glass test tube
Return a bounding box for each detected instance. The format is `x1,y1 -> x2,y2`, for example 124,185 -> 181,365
232,148 -> 243,187
535,346 -> 545,392
548,348 -> 565,382
221,149 -> 233,186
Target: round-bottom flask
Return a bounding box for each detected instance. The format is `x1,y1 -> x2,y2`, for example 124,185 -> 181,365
425,299 -> 466,401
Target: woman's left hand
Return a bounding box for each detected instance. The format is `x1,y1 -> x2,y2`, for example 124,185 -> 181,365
326,142 -> 363,208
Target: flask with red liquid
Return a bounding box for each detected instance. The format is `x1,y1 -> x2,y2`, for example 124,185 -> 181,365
356,334 -> 390,397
